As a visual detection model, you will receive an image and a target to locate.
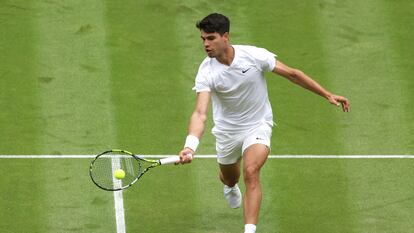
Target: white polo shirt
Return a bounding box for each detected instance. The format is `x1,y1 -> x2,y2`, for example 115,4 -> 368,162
194,45 -> 277,135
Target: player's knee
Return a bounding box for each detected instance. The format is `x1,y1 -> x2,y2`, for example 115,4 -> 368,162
243,165 -> 260,184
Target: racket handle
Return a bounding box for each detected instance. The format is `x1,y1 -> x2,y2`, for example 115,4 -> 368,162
159,156 -> 180,165
159,154 -> 193,165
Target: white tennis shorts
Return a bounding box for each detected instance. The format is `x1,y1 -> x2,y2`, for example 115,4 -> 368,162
214,122 -> 272,165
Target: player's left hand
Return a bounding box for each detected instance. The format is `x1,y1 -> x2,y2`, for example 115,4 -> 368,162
327,94 -> 350,112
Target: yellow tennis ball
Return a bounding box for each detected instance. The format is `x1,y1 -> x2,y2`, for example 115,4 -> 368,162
114,169 -> 125,179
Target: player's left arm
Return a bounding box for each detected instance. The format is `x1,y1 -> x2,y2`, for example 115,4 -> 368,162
272,60 -> 350,112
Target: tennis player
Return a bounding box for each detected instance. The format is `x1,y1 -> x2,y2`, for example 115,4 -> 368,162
178,13 -> 349,233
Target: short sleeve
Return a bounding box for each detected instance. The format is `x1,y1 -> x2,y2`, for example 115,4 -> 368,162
250,47 -> 277,72
192,58 -> 212,92
193,72 -> 211,92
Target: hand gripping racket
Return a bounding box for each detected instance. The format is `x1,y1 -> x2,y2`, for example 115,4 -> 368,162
89,149 -> 191,191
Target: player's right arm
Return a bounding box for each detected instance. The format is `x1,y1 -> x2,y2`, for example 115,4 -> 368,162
188,91 -> 211,139
178,91 -> 211,164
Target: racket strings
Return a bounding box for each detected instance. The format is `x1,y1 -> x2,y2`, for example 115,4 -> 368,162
90,156 -> 114,189
90,151 -> 142,190
124,156 -> 139,176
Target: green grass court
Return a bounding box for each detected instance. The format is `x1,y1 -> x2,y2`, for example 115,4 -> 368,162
1,0 -> 413,232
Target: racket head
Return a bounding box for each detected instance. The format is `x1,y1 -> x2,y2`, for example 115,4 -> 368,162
89,150 -> 145,191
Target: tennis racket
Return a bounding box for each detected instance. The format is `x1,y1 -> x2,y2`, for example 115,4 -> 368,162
89,149 -> 191,191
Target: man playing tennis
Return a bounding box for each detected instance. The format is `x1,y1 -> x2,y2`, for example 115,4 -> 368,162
178,13 -> 349,233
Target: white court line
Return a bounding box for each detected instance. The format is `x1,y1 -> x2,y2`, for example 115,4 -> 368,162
111,157 -> 126,233
269,155 -> 414,159
0,154 -> 414,159
113,190 -> 125,233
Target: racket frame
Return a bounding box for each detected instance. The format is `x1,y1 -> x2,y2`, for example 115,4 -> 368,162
89,149 -> 162,191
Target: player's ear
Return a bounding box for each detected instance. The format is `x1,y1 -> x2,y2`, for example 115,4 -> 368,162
222,32 -> 230,42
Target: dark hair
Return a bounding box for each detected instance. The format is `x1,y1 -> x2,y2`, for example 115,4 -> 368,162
196,13 -> 230,35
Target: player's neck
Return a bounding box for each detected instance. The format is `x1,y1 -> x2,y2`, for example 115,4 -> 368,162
216,45 -> 234,66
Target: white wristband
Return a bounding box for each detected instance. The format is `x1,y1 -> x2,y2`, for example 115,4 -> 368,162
184,135 -> 199,152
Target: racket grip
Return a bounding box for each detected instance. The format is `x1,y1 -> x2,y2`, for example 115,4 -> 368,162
159,156 -> 180,165
159,154 -> 193,165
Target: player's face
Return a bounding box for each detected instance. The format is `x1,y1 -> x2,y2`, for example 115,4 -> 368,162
200,30 -> 229,58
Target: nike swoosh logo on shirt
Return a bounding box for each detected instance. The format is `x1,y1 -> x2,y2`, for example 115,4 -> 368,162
242,68 -> 251,73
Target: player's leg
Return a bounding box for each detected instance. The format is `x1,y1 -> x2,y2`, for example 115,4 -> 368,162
242,144 -> 269,225
241,122 -> 272,232
219,159 -> 242,208
215,134 -> 244,209
219,159 -> 241,187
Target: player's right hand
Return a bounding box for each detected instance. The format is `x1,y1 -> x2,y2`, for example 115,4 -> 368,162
177,148 -> 194,165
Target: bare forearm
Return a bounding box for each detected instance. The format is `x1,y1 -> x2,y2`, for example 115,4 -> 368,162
179,88 -> 210,163
289,69 -> 332,99
188,111 -> 207,139
274,60 -> 350,112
